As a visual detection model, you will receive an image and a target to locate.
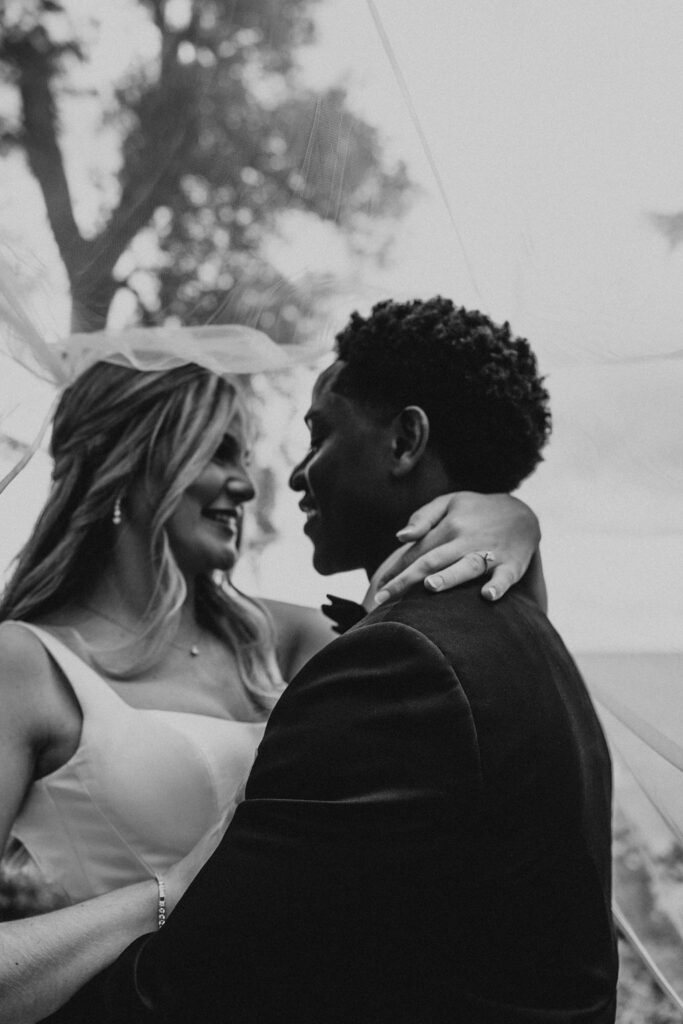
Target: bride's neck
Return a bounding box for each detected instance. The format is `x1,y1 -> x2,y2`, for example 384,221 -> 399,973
87,528 -> 195,625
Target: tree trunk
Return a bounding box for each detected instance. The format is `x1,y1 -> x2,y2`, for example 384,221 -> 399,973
69,276 -> 120,334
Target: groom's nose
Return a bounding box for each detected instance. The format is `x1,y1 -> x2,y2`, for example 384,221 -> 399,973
288,455 -> 307,492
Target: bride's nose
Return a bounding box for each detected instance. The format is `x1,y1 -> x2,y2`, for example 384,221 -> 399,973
225,470 -> 255,505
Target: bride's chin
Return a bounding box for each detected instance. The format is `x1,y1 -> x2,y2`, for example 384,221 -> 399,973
173,542 -> 239,579
210,542 -> 240,573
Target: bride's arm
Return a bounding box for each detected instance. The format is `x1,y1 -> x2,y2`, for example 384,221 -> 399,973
0,820 -> 219,1024
0,880 -> 157,1024
263,598 -> 336,681
0,627 -> 157,1023
370,492 -> 545,610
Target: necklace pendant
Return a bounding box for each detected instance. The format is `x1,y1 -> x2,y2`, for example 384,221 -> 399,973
190,644 -> 200,657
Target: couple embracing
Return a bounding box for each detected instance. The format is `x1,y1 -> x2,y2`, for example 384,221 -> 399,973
45,296 -> 617,1023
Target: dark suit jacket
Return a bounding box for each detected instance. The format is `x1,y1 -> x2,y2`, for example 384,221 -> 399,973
47,581 -> 617,1023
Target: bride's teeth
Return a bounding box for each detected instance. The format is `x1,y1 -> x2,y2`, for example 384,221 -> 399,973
205,510 -> 234,523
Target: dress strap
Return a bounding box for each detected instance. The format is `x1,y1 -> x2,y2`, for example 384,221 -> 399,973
8,621 -> 123,714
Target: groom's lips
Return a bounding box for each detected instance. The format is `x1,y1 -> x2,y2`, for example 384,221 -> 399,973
299,499 -> 319,532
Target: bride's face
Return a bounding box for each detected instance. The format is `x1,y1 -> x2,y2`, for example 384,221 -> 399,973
124,420 -> 255,578
166,426 -> 256,578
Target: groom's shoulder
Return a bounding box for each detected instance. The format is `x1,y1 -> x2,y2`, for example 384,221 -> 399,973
359,578 -> 572,687
360,577 -> 539,646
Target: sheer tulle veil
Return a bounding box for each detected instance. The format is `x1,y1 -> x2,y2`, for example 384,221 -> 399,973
0,258 -> 322,495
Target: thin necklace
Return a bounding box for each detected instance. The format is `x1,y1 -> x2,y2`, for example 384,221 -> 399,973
78,602 -> 202,657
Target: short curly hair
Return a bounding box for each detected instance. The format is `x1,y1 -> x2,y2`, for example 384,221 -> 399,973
333,296 -> 551,492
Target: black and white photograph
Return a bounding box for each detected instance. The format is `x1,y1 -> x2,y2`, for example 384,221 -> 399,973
0,2 -> 681,1021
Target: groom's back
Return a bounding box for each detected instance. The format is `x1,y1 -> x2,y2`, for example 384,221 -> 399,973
53,577 -> 617,1024
357,578 -> 617,1022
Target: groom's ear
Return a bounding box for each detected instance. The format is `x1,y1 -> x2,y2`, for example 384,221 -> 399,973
390,405 -> 430,478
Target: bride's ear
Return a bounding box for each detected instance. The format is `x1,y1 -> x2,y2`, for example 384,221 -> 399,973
390,405 -> 430,477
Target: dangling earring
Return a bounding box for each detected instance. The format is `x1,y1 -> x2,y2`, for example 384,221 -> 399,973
112,496 -> 122,526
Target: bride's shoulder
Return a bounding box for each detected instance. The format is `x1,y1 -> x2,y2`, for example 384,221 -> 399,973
0,621 -> 64,727
260,599 -> 336,681
0,620 -> 52,675
0,621 -> 82,792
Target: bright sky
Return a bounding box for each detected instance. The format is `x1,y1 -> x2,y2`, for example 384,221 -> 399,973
298,1 -> 683,362
250,1 -> 683,651
0,0 -> 681,651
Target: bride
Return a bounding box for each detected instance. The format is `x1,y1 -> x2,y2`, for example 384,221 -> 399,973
0,324 -> 541,1022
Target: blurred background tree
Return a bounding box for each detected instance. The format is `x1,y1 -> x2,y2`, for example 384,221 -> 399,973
0,0 -> 413,555
0,0 -> 411,336
649,210 -> 683,252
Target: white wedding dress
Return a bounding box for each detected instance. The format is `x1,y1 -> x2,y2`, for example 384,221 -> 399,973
0,622 -> 266,915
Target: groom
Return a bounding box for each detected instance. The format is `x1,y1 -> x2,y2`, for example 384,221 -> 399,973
51,298 -> 617,1022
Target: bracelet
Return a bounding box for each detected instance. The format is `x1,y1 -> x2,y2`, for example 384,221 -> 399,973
156,876 -> 167,929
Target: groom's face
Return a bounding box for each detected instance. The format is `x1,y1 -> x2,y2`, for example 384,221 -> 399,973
289,362 -> 396,575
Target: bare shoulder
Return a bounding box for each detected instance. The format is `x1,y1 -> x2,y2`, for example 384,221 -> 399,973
0,621 -> 75,731
261,599 -> 336,680
0,621 -> 54,682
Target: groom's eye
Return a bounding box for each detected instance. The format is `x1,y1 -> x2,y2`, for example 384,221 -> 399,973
304,414 -> 327,453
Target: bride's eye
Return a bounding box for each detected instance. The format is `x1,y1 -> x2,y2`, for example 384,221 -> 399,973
212,438 -> 237,464
211,437 -> 253,469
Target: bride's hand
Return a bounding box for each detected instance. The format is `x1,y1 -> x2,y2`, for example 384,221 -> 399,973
163,819 -> 225,915
367,492 -> 542,608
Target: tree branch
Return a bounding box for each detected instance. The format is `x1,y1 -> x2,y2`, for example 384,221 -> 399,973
74,13 -> 202,297
75,98 -> 197,294
8,31 -> 86,274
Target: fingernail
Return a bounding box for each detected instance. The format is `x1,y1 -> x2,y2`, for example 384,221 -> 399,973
396,526 -> 415,541
483,586 -> 497,601
374,589 -> 390,605
425,574 -> 444,591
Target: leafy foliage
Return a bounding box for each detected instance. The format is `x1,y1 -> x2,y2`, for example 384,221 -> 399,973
0,0 -> 411,332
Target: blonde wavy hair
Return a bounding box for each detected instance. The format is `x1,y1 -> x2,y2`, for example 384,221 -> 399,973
0,362 -> 282,712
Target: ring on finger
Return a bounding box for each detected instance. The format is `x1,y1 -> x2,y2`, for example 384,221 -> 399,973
476,550 -> 495,570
